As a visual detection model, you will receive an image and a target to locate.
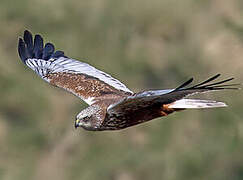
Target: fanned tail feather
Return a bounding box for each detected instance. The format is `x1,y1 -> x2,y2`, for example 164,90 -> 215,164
168,99 -> 227,109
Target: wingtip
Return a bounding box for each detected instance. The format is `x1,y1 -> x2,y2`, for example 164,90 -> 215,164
42,42 -> 55,59
174,77 -> 194,90
18,37 -> 24,44
23,30 -> 33,43
33,34 -> 44,58
18,30 -> 67,62
45,42 -> 55,49
18,37 -> 27,63
34,34 -> 43,42
24,30 -> 31,36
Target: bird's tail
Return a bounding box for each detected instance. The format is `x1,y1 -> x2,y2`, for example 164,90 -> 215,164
168,99 -> 227,109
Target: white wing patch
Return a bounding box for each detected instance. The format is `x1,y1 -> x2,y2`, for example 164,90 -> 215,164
25,57 -> 133,93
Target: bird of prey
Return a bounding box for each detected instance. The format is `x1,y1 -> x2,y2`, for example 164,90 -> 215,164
18,30 -> 239,131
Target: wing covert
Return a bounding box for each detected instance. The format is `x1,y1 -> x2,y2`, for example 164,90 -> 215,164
18,30 -> 133,105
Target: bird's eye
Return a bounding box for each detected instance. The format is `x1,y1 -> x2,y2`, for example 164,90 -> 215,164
82,116 -> 90,122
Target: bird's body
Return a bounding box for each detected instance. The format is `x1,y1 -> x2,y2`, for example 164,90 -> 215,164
18,30 -> 239,131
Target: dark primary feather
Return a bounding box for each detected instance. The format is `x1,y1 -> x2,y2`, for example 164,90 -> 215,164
191,74 -> 221,88
18,38 -> 27,62
175,74 -> 238,92
51,51 -> 65,58
18,30 -> 66,63
23,30 -> 34,58
174,78 -> 193,91
33,34 -> 43,58
43,43 -> 55,59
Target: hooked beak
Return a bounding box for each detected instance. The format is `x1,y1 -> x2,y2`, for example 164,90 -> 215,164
74,119 -> 79,129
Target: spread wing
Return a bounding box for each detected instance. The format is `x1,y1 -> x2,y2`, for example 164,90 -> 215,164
18,30 -> 133,105
107,74 -> 239,115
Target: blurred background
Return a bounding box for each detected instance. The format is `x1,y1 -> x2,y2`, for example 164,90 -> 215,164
0,0 -> 243,179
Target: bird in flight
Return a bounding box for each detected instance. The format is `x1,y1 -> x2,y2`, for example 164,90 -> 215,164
18,30 -> 239,131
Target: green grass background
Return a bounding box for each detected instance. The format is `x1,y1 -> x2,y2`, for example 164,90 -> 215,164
0,0 -> 243,179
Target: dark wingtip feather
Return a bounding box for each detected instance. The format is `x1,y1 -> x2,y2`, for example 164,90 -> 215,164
204,77 -> 234,87
18,38 -> 27,63
51,51 -> 66,58
18,30 -> 67,62
175,74 -> 239,92
192,74 -> 221,88
33,34 -> 43,58
175,78 -> 194,91
42,43 -> 55,60
23,30 -> 34,57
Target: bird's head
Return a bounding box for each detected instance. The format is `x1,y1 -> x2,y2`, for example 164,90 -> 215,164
74,105 -> 101,131
75,115 -> 92,130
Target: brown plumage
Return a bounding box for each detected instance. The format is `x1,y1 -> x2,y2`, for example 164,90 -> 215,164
47,72 -> 130,102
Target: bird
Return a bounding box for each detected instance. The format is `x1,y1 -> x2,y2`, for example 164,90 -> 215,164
18,30 -> 239,131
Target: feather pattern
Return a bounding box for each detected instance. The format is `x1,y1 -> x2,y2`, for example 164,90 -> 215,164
18,30 -> 133,105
